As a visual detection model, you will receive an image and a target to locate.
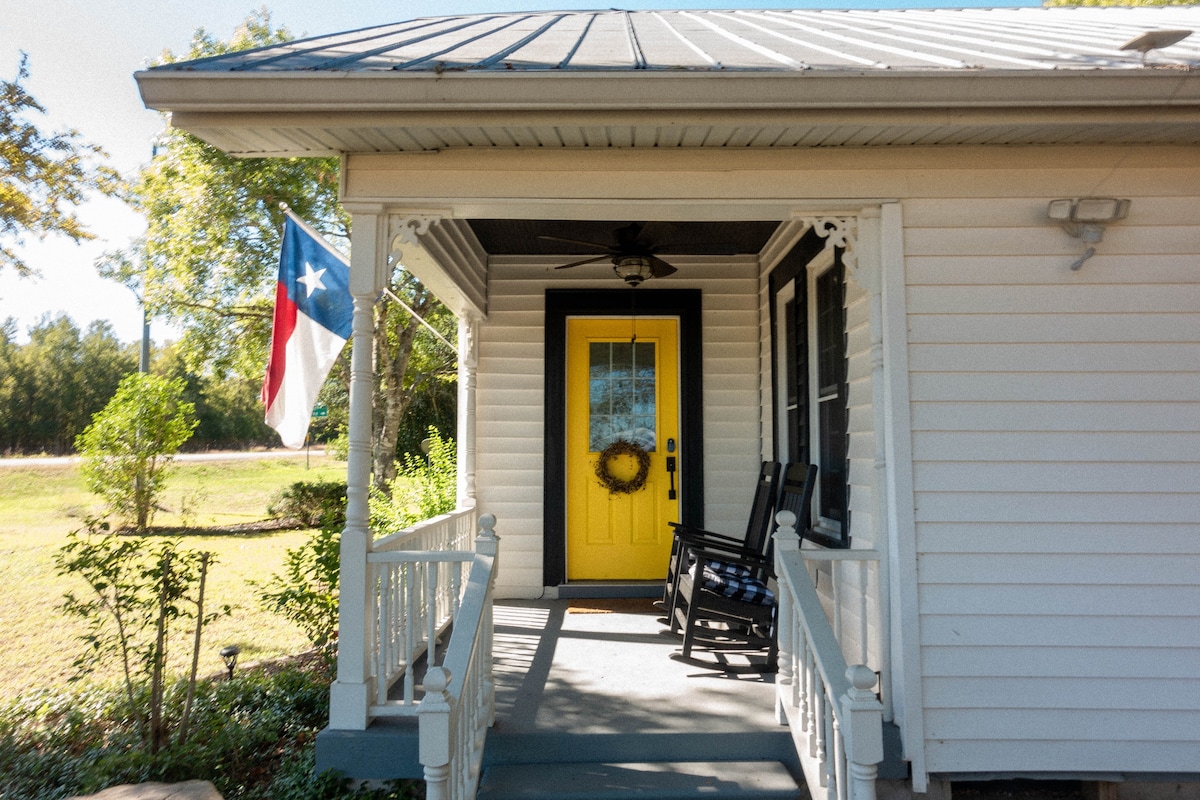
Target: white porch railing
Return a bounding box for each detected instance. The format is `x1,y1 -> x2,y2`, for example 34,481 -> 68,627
774,510 -> 885,800
368,506 -> 480,716
419,512 -> 498,800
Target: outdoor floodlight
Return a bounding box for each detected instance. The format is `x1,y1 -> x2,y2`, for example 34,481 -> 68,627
1047,198 -> 1131,270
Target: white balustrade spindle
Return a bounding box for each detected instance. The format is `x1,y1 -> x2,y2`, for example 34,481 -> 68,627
774,510 -> 885,800
418,513 -> 498,800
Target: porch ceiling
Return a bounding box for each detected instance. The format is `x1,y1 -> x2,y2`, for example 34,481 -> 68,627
466,219 -> 781,258
136,8 -> 1200,157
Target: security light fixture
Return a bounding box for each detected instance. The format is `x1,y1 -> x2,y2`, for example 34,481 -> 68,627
1047,197 -> 1131,270
220,644 -> 240,680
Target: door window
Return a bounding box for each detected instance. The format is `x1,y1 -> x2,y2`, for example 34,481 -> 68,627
589,341 -> 657,451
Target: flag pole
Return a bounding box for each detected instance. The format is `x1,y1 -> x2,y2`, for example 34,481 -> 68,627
280,201 -> 454,353
380,287 -> 456,352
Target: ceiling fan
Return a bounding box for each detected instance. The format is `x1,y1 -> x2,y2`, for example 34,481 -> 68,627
540,222 -> 738,286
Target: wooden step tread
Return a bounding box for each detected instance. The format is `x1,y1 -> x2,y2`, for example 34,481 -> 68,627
478,759 -> 803,799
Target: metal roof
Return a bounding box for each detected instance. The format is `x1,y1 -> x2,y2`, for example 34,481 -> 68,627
137,7 -> 1200,155
154,7 -> 1200,73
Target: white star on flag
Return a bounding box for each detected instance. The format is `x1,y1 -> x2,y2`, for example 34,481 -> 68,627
296,262 -> 327,297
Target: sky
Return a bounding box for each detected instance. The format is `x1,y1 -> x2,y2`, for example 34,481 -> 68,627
2,0 -> 1036,345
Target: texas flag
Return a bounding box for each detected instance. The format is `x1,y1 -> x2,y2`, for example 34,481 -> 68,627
261,213 -> 353,449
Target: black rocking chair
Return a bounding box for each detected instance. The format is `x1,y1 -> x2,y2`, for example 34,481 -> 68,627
655,461 -> 781,619
669,462 -> 817,669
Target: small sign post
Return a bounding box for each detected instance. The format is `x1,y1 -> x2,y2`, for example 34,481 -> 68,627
308,405 -> 329,469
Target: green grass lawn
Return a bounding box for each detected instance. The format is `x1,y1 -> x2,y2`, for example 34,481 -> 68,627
0,455 -> 345,697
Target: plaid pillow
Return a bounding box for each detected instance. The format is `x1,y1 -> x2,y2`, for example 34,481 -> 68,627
700,564 -> 775,605
704,559 -> 754,579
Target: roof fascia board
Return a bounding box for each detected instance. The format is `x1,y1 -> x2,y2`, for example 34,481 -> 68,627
170,106 -> 1200,133
136,70 -> 1200,113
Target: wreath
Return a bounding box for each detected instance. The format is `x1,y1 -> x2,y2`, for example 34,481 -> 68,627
594,439 -> 651,495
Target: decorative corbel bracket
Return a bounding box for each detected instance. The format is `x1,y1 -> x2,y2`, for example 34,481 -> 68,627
796,215 -> 859,282
388,212 -> 447,264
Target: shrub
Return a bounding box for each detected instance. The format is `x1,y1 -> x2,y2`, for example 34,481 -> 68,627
257,526 -> 341,655
268,480 -> 348,528
75,373 -> 199,533
259,430 -> 455,655
370,428 -> 458,535
0,662 -> 422,799
393,429 -> 457,523
55,521 -> 226,755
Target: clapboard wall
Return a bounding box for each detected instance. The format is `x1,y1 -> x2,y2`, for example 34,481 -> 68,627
904,177 -> 1200,775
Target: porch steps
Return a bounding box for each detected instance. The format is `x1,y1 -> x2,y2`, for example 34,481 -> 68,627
478,730 -> 804,800
477,759 -> 803,799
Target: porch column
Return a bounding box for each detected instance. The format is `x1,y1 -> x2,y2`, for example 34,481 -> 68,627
457,313 -> 480,506
857,206 -> 894,722
330,205 -> 389,730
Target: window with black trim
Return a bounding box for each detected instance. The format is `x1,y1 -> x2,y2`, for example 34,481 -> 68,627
773,246 -> 849,548
814,260 -> 848,541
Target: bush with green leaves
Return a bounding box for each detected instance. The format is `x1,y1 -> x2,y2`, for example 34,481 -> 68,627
258,429 -> 457,654
372,428 -> 458,534
0,661 -> 422,799
55,521 -> 226,754
258,526 -> 341,655
269,479 -> 348,528
75,372 -> 198,533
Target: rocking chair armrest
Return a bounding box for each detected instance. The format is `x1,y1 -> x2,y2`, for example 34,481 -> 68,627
671,532 -> 753,561
681,543 -> 773,574
669,524 -> 745,547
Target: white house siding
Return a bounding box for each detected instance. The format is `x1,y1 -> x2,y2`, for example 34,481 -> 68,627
829,273 -> 883,670
476,256 -> 763,598
905,163 -> 1200,775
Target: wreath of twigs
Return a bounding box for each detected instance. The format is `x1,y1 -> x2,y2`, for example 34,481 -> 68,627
594,439 -> 651,495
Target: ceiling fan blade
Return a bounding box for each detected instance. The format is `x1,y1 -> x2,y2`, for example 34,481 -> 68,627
554,255 -> 612,270
537,234 -> 614,251
648,256 -> 677,278
614,222 -> 648,248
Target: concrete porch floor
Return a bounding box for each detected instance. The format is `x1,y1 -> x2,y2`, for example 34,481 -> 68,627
315,596 -> 801,783
490,597 -> 782,737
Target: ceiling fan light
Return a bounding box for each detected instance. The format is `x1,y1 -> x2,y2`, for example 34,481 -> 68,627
613,255 -> 653,286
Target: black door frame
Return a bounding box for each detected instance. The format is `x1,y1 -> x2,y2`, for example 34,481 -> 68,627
543,288 -> 704,586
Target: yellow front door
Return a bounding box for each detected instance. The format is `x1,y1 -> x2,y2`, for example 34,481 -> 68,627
566,317 -> 680,580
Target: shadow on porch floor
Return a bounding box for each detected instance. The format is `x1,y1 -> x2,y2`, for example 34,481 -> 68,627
491,597 -> 780,736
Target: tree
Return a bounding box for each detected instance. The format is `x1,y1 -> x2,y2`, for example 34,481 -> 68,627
0,55 -> 122,276
0,315 -> 135,454
101,11 -> 457,489
76,373 -> 198,533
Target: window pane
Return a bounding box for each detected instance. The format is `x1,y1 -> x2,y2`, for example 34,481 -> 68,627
815,263 -> 847,532
589,340 -> 657,451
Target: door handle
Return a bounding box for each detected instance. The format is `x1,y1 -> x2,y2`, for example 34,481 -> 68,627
666,455 -> 677,500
